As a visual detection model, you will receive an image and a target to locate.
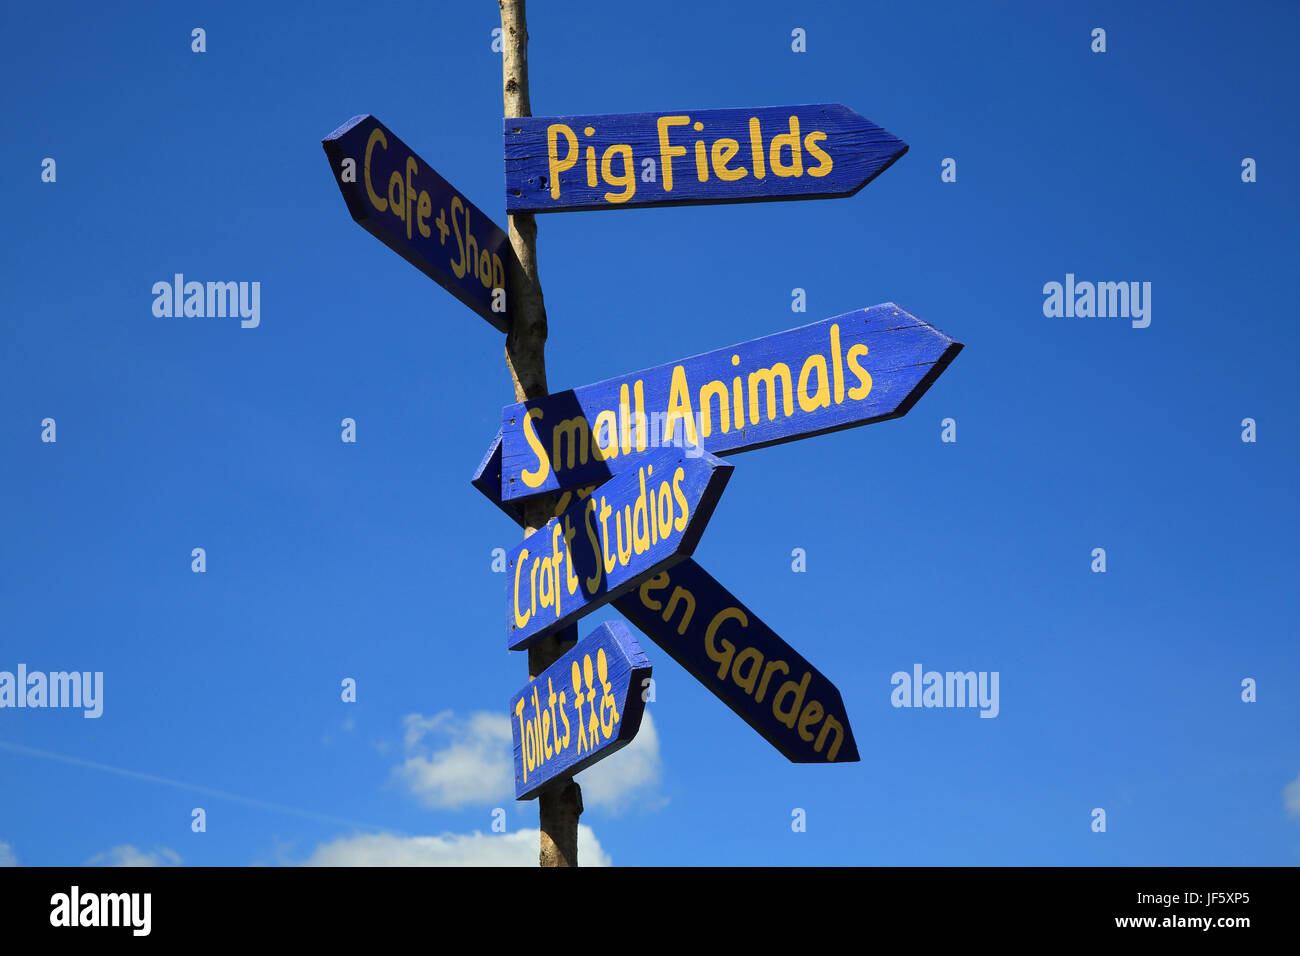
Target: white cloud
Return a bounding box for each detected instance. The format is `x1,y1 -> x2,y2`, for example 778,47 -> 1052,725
88,845 -> 182,867
394,711 -> 514,809
394,707 -> 665,815
303,827 -> 611,867
1285,771 -> 1300,817
0,842 -> 16,866
577,710 -> 666,815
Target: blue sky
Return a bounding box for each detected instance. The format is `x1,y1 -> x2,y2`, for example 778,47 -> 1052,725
1,0 -> 1297,866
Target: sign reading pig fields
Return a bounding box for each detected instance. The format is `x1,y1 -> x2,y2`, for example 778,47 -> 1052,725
510,621 -> 652,800
504,105 -> 907,212
506,449 -> 732,651
322,114 -> 515,332
495,303 -> 962,503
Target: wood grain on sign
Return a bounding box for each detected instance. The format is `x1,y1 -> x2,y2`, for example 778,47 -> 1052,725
505,448 -> 732,651
494,303 -> 962,503
322,114 -> 516,333
510,621 -> 652,801
505,104 -> 907,212
614,560 -> 859,763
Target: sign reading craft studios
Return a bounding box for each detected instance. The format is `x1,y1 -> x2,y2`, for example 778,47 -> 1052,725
506,449 -> 732,651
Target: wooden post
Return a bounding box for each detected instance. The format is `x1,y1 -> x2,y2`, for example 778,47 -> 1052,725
497,0 -> 582,868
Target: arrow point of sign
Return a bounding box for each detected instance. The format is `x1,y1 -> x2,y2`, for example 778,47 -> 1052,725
672,450 -> 733,555
836,105 -> 909,196
472,429 -> 525,525
873,302 -> 964,420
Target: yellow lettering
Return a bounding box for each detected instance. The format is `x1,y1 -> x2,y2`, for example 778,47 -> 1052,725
387,171 -> 405,222
770,116 -> 803,178
562,517 -> 580,596
552,416 -> 591,471
699,379 -> 729,437
748,363 -> 795,423
520,408 -> 551,488
547,124 -> 579,199
417,190 -> 432,237
363,127 -> 388,212
602,144 -> 636,203
804,131 -> 832,178
665,365 -> 699,446
731,646 -> 763,695
638,570 -> 671,612
846,344 -> 873,400
582,500 -> 603,595
816,714 -> 845,760
797,699 -> 824,742
512,549 -> 531,629
657,115 -> 690,192
592,410 -> 618,460
830,323 -> 845,404
705,607 -> 746,679
450,196 -> 468,279
550,523 -> 566,617
404,156 -> 418,239
748,117 -> 766,179
797,354 -> 831,412
598,497 -> 616,575
672,467 -> 688,532
664,585 -> 696,636
711,138 -> 746,181
756,658 -> 789,703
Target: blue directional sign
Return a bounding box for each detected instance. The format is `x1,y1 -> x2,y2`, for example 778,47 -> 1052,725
322,114 -> 515,332
493,303 -> 962,504
613,560 -> 858,763
510,621 -> 652,800
506,448 -> 732,651
505,104 -> 907,212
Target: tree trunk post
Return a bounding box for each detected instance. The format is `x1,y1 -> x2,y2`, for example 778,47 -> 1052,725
497,0 -> 582,868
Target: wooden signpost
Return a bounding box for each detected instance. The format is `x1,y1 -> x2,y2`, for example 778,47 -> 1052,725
325,1 -> 965,866
505,105 -> 907,212
506,448 -> 733,651
510,621 -> 652,800
322,114 -> 516,333
492,303 -> 962,503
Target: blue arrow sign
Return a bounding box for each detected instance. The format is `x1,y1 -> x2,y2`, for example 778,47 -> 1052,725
612,560 -> 858,763
505,104 -> 907,212
493,303 -> 962,504
322,114 -> 515,333
506,448 -> 732,651
510,621 -> 652,800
